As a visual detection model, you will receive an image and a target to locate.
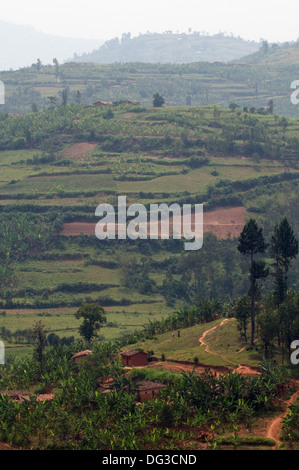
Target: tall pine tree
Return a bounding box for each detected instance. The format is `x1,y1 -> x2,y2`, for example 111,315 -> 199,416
238,219 -> 268,345
270,217 -> 298,306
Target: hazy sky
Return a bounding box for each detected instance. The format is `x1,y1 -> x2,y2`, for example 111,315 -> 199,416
0,0 -> 298,43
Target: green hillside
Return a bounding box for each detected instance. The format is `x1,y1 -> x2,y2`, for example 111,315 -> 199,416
2,39 -> 299,117
0,102 -> 298,357
239,40 -> 299,65
0,94 -> 298,453
132,318 -> 264,367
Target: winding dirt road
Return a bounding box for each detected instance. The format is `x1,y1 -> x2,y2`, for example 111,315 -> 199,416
198,318 -> 299,449
267,388 -> 299,450
198,318 -> 260,374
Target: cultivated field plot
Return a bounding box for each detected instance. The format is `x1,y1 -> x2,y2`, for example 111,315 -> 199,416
61,206 -> 246,239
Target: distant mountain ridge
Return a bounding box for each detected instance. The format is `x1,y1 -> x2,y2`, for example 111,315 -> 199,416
0,20 -> 104,71
71,32 -> 260,64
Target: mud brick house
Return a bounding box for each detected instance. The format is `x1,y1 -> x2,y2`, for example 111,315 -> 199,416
118,99 -> 140,105
98,380 -> 165,402
0,390 -> 29,401
120,350 -> 149,367
93,101 -> 113,106
133,381 -> 165,402
0,390 -> 54,403
72,350 -> 93,364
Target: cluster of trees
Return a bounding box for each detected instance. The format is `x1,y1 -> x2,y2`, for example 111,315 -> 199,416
0,324 -> 75,348
235,217 -> 298,360
257,290 -> 299,362
21,304 -> 106,375
0,326 -> 32,344
161,234 -> 249,304
119,255 -> 157,295
229,99 -> 274,116
152,93 -> 165,108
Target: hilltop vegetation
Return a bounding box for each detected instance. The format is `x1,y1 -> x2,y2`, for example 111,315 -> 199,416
240,40 -> 299,65
72,32 -> 259,64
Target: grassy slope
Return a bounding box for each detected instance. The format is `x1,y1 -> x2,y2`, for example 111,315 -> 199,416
239,42 -> 299,65
133,318 -> 264,368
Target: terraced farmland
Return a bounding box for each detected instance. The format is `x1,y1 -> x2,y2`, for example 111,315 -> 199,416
0,103 -> 298,357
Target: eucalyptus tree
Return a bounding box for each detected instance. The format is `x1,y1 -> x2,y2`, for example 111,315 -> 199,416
237,219 -> 268,345
31,321 -> 48,375
235,296 -> 251,343
53,57 -> 59,78
270,217 -> 298,306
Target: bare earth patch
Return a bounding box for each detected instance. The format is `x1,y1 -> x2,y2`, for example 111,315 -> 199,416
61,206 -> 246,240
203,206 -> 246,239
61,222 -> 96,236
59,142 -> 98,162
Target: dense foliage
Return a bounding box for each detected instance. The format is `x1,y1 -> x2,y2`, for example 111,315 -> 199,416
0,343 -> 293,450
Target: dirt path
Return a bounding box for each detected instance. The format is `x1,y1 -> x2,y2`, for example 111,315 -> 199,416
199,319 -> 240,367
0,441 -> 20,450
199,320 -> 299,448
148,361 -> 209,374
199,319 -> 230,353
267,387 -> 299,450
146,319 -> 260,377
198,319 -> 260,375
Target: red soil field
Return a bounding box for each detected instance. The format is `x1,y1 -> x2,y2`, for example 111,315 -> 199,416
61,206 -> 246,240
60,142 -> 98,161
